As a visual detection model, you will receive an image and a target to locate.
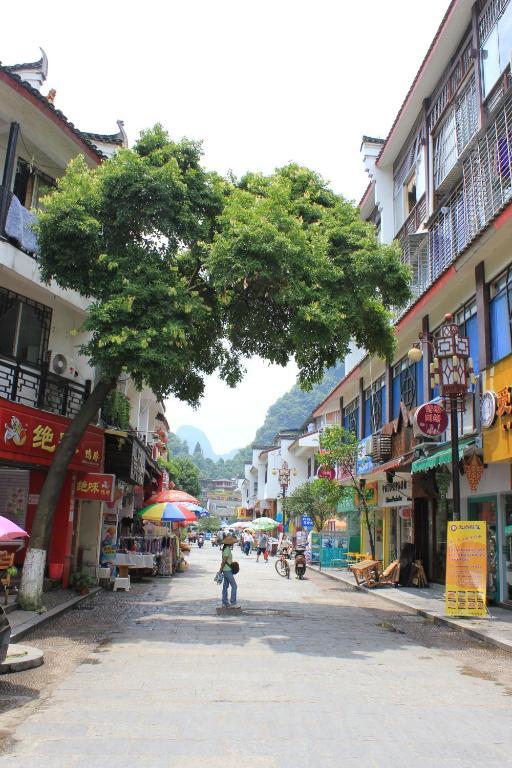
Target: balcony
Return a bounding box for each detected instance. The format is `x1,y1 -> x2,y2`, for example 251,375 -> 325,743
398,89 -> 512,315
0,354 -> 89,418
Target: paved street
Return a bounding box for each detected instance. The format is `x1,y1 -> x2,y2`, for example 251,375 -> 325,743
1,546 -> 512,767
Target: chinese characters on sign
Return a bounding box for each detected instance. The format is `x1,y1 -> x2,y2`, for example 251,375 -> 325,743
414,402 -> 449,438
130,442 -> 146,485
378,477 -> 412,508
0,398 -> 104,470
75,474 -> 115,502
445,522 -> 487,617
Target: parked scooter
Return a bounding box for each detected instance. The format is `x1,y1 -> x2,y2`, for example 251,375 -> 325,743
197,535 -> 204,548
294,551 -> 307,580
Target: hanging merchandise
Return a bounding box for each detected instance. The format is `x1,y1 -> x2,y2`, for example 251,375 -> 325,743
464,451 -> 484,492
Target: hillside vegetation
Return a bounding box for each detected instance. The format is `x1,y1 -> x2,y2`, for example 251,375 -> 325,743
169,363 -> 344,481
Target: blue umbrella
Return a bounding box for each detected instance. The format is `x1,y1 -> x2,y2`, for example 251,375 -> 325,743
181,502 -> 209,517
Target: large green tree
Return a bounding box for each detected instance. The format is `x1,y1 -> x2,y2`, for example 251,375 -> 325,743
20,125 -> 409,608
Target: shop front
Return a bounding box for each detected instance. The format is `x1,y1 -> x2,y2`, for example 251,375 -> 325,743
101,431 -> 169,579
378,475 -> 413,567
337,483 -> 375,559
479,354 -> 512,604
0,396 -> 104,586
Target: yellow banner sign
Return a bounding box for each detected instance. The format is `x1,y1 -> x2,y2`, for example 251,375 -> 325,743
445,521 -> 487,617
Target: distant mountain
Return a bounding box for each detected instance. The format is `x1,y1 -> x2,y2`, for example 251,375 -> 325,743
253,362 -> 345,446
176,425 -> 218,460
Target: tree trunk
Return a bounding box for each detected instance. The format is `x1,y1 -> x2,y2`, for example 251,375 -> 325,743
18,377 -> 116,610
361,500 -> 376,560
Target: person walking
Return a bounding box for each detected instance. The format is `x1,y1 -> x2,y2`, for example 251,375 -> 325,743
256,531 -> 269,563
242,530 -> 253,556
220,535 -> 238,608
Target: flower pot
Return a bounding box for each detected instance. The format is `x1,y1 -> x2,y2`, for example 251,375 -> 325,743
49,563 -> 64,580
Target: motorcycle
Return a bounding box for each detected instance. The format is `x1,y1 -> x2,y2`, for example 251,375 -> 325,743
197,535 -> 204,549
294,550 -> 307,580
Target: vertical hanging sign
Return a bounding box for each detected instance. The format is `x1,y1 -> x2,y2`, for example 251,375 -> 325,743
445,521 -> 487,616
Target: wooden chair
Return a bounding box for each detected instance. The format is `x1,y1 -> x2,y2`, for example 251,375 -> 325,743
0,551 -> 15,605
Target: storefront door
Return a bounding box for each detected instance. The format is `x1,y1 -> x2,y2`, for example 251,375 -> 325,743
503,495 -> 512,605
468,497 -> 498,603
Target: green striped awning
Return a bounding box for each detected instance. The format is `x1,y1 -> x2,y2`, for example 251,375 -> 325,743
411,439 -> 474,474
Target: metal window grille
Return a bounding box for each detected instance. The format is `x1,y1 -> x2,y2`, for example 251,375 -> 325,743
343,398 -> 358,435
0,287 -> 51,364
433,76 -> 478,189
429,41 -> 473,133
479,0 -> 511,44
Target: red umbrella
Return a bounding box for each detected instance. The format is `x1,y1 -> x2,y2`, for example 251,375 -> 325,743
146,489 -> 201,505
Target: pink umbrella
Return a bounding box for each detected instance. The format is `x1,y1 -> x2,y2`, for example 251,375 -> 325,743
0,516 -> 28,541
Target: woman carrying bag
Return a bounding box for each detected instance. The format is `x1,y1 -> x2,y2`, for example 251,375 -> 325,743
218,535 -> 239,609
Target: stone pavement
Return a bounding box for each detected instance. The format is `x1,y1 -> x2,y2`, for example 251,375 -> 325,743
1,546 -> 512,767
310,565 -> 512,653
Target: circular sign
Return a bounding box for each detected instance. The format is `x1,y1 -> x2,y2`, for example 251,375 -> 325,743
399,507 -> 412,520
414,402 -> 449,437
480,390 -> 497,429
317,465 -> 335,480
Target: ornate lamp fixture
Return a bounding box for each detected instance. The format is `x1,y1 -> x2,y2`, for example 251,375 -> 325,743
408,314 -> 475,521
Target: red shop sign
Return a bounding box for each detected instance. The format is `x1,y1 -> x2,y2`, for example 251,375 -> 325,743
414,402 -> 449,438
317,465 -> 335,480
0,397 -> 104,471
75,473 -> 115,502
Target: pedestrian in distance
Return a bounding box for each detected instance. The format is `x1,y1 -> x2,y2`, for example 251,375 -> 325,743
219,535 -> 239,608
242,530 -> 253,556
256,531 -> 269,562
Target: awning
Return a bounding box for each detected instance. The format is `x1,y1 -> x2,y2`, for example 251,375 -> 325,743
359,454 -> 413,478
411,439 -> 474,474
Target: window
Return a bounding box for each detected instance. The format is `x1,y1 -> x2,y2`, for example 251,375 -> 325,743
392,356 -> 423,418
480,1 -> 512,98
343,398 -> 359,439
13,159 -> 56,211
490,266 -> 512,362
455,298 -> 479,373
307,457 -> 312,478
433,77 -> 478,188
0,288 -> 52,365
363,375 -> 386,437
393,126 -> 426,233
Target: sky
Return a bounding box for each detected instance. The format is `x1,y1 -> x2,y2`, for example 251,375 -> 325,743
2,0 -> 449,454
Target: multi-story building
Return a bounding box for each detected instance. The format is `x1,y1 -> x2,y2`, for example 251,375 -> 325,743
310,0 -> 512,606
0,52 -> 165,584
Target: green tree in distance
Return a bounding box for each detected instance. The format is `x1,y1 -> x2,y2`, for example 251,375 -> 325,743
286,478 -> 343,533
317,425 -> 376,559
159,456 -> 201,498
20,125 -> 409,608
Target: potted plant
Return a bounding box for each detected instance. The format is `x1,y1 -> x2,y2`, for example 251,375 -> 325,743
70,571 -> 93,595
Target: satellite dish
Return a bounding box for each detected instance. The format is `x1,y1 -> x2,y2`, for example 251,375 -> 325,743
52,354 -> 67,375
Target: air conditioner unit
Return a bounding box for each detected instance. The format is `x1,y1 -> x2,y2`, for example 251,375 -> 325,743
52,353 -> 67,375
371,433 -> 392,462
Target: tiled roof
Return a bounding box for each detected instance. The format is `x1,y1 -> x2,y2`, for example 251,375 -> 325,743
80,130 -> 124,146
0,63 -> 105,161
5,55 -> 46,74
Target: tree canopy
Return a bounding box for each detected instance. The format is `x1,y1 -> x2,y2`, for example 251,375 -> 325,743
159,455 -> 201,498
39,125 -> 410,404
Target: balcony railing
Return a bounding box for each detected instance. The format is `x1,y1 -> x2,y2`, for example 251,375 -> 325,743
398,89 -> 512,316
0,354 -> 88,418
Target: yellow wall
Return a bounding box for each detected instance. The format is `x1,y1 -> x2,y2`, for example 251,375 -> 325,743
482,357 -> 512,463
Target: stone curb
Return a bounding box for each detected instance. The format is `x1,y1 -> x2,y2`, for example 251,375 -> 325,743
0,644 -> 44,674
308,565 -> 512,655
10,587 -> 102,642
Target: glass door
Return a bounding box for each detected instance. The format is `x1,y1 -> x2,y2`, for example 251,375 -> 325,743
468,497 -> 498,603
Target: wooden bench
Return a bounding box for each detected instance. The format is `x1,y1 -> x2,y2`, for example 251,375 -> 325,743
0,551 -> 15,605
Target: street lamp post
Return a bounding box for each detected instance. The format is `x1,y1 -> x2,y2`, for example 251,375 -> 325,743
273,461 -> 293,532
408,313 -> 474,522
